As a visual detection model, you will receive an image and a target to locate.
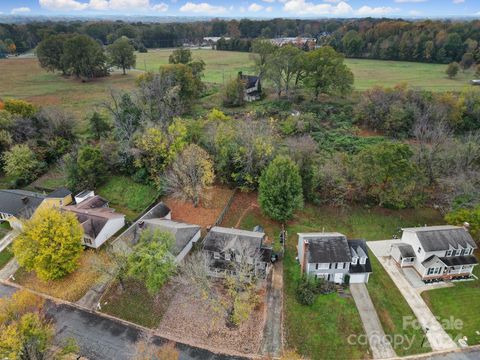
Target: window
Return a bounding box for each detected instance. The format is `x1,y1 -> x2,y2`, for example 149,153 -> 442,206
351,257 -> 358,265
418,247 -> 422,254
337,263 -> 344,269
213,252 -> 220,260
359,257 -> 366,265
315,263 -> 319,270
84,237 -> 92,245
455,248 -> 462,256
445,250 -> 453,257
464,248 -> 472,255
225,252 -> 231,261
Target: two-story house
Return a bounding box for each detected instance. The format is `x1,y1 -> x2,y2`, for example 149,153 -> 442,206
390,225 -> 478,281
297,232 -> 372,284
203,226 -> 272,278
0,188 -> 73,230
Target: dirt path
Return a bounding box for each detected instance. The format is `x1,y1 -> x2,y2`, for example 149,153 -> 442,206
234,202 -> 258,228
261,262 -> 283,357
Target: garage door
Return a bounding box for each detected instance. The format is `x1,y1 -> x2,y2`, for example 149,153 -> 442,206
350,273 -> 368,283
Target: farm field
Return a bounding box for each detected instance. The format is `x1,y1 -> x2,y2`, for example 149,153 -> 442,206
137,49 -> 479,91
0,57 -> 137,118
221,192 -> 444,359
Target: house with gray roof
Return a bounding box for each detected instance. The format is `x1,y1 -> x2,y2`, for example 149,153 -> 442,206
0,188 -> 73,230
391,225 -> 478,281
203,226 -> 272,278
297,232 -> 372,284
139,218 -> 201,262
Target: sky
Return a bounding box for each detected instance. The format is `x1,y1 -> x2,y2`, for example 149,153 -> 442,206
0,0 -> 480,19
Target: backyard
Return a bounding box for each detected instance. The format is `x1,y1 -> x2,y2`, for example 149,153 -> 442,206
421,264 -> 480,346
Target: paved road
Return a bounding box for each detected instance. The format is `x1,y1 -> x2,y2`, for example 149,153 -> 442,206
0,283 -> 245,360
261,262 -> 283,357
350,283 -> 397,359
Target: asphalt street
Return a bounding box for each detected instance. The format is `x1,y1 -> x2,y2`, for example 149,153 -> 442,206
0,283 -> 245,360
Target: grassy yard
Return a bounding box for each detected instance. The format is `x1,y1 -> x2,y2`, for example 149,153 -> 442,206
421,264 -> 480,346
96,175 -> 158,221
101,278 -> 173,328
0,57 -> 137,120
0,245 -> 13,270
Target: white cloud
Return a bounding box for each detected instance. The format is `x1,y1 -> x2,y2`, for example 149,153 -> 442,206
152,2 -> 169,11
409,9 -> 421,16
248,3 -> 264,11
266,5 -> 273,11
11,7 -> 32,14
394,0 -> 426,3
40,0 -> 165,11
356,6 -> 399,16
179,2 -> 226,14
283,0 -> 352,15
452,0 -> 464,4
323,0 -> 344,3
262,0 -> 275,3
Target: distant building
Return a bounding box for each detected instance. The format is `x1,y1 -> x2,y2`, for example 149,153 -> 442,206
63,192 -> 125,249
0,188 -> 73,230
297,232 -> 372,284
270,37 -> 316,50
203,36 -> 231,48
239,72 -> 262,102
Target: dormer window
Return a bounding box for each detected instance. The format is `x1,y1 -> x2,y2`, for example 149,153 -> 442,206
455,248 -> 462,256
418,247 -> 422,254
213,252 -> 220,260
359,257 -> 367,265
445,250 -> 453,257
225,252 -> 231,261
351,257 -> 358,265
464,248 -> 472,256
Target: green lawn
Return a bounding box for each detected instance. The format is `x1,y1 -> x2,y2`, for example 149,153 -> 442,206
96,175 -> 158,221
421,264 -> 480,346
0,245 -> 13,270
345,58 -> 479,92
136,48 -> 256,85
367,255 -> 431,355
101,278 -> 172,328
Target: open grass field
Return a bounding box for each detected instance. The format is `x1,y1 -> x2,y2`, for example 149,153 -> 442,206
138,49 -> 479,92
96,175 -> 159,221
221,193 -> 444,359
0,245 -> 13,270
0,57 -> 137,119
421,263 -> 480,346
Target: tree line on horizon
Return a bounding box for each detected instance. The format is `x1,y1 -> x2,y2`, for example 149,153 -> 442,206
2,18 -> 480,64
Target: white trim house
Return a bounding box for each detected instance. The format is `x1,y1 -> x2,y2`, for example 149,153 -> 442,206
390,225 -> 478,281
297,233 -> 372,284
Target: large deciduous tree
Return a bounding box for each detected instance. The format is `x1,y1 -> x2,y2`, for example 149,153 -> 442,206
353,142 -> 425,209
304,46 -> 354,99
2,144 -> 41,183
62,34 -> 108,79
13,206 -> 84,281
165,144 -> 214,207
107,37 -> 136,75
265,45 -> 305,97
66,144 -> 107,191
36,34 -> 71,75
127,229 -> 177,295
258,155 -> 303,223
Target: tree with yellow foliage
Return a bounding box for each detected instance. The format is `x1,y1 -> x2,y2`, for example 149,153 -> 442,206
13,206 -> 84,281
165,144 -> 214,207
0,290 -> 78,359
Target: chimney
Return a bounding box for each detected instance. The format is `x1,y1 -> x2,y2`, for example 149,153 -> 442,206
301,239 -> 309,273
463,222 -> 470,231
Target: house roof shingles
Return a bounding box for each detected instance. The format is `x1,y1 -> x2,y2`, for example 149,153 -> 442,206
300,233 -> 351,263
348,239 -> 373,274
203,226 -> 265,254
391,243 -> 416,258
0,189 -> 45,219
46,188 -> 72,198
403,225 -> 477,252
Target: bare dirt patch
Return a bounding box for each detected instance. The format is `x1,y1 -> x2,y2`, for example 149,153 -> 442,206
164,185 -> 234,229
157,282 -> 266,356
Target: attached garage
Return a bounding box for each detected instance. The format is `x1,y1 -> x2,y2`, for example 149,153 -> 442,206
349,273 -> 370,284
